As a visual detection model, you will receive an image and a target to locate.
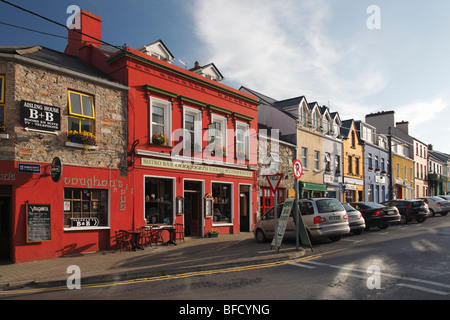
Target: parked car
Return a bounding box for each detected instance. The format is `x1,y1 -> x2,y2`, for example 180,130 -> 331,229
419,196 -> 450,216
254,198 -> 350,243
381,199 -> 428,224
342,202 -> 365,235
349,202 -> 400,230
438,195 -> 450,201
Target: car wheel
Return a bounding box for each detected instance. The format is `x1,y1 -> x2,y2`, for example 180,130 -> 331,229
400,214 -> 408,224
255,229 -> 267,243
429,209 -> 435,217
378,223 -> 389,229
353,228 -> 363,235
416,217 -> 425,223
329,235 -> 342,242
441,212 -> 448,216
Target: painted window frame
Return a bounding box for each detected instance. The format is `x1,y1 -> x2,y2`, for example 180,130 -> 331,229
210,114 -> 227,156
150,97 -> 172,145
235,121 -> 249,160
183,106 -> 202,152
68,90 -> 95,134
0,75 -> 5,125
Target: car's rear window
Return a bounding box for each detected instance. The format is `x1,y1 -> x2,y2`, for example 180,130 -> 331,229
316,199 -> 344,213
342,203 -> 356,211
412,201 -> 424,208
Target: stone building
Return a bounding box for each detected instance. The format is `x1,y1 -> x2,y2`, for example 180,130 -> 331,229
0,45 -> 128,263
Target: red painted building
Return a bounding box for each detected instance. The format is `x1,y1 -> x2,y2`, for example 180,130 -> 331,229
65,11 -> 259,238
0,45 -> 129,263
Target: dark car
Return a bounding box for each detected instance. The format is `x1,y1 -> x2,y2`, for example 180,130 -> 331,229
349,202 -> 400,230
381,200 -> 428,224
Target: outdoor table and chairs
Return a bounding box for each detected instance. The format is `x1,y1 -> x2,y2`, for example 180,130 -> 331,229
115,224 -> 178,252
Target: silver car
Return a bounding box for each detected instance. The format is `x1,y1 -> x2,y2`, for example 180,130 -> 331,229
420,196 -> 450,217
342,202 -> 366,235
254,198 -> 350,243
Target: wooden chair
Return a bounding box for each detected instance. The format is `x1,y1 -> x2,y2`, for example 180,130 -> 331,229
149,227 -> 163,246
138,226 -> 151,247
115,230 -> 132,252
174,223 -> 185,243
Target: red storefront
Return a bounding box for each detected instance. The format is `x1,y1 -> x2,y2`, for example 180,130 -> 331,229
66,11 -> 259,238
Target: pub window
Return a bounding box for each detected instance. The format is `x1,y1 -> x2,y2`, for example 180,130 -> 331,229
150,97 -> 172,145
68,90 -> 95,134
212,182 -> 232,223
144,177 -> 174,224
63,188 -> 108,228
0,75 -> 5,125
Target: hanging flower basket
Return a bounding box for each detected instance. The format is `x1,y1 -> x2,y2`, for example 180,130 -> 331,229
0,122 -> 6,134
152,133 -> 168,145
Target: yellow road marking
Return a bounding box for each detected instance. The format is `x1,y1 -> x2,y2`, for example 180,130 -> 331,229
1,248 -> 345,296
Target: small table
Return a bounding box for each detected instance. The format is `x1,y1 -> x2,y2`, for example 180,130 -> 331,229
128,230 -> 144,250
153,225 -> 177,245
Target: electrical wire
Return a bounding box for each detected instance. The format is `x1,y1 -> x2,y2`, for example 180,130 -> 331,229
0,0 -> 123,50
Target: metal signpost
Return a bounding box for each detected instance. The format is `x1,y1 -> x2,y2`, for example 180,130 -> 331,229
266,173 -> 283,253
292,159 -> 313,252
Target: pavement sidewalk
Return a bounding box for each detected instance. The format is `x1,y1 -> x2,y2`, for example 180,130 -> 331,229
0,233 -> 307,290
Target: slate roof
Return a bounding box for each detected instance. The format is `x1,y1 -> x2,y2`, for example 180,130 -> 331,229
0,45 -> 116,82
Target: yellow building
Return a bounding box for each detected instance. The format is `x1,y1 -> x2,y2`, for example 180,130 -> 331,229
341,120 -> 364,202
297,101 -> 327,198
392,138 -> 415,199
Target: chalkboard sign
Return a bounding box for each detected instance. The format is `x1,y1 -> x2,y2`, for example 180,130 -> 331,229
26,204 -> 51,243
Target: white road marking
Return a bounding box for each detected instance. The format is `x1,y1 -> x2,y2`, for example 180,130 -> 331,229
397,283 -> 449,296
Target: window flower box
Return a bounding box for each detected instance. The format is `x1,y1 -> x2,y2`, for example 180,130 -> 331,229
67,130 -> 98,150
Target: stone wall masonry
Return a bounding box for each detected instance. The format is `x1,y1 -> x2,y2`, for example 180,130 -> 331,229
0,60 -> 128,169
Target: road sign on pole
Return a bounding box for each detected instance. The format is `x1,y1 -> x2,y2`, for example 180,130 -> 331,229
266,173 -> 283,193
293,159 -> 303,179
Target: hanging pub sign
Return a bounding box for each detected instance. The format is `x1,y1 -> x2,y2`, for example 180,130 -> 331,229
50,157 -> 63,182
20,100 -> 61,131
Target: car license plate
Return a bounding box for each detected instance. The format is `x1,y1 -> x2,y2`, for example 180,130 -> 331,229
329,216 -> 340,221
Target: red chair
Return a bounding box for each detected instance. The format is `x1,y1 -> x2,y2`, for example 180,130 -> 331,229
115,230 -> 132,252
174,223 -> 185,243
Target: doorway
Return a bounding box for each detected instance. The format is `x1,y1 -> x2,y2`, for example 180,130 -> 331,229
239,185 -> 251,232
184,181 -> 202,237
0,186 -> 12,262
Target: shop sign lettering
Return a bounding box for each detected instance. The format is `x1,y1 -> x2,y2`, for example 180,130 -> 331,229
63,175 -> 133,211
20,100 -> 61,131
0,172 -> 15,181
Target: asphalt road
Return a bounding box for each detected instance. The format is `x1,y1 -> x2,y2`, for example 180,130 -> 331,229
3,214 -> 450,305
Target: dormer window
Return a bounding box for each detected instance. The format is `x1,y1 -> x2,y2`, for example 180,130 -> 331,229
138,40 -> 175,63
190,62 -> 224,82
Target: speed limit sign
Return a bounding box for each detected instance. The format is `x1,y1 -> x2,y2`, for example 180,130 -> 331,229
293,159 -> 303,179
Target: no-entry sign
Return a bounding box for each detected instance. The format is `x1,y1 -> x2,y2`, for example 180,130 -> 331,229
293,159 -> 303,179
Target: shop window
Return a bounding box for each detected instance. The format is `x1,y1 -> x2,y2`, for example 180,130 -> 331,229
212,182 -> 232,223
259,187 -> 286,216
63,188 -> 108,228
0,75 -> 5,125
145,177 -> 174,224
68,91 -> 95,134
150,97 -> 172,145
236,122 -> 249,160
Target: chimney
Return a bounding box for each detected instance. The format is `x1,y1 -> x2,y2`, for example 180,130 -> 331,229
396,121 -> 409,134
65,10 -> 102,56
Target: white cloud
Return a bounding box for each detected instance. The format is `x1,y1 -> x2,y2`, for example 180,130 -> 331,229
191,0 -> 388,106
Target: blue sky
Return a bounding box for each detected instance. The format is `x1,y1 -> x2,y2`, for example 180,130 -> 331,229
1,0 -> 449,154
